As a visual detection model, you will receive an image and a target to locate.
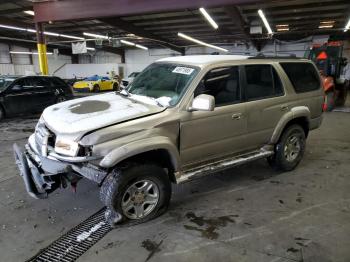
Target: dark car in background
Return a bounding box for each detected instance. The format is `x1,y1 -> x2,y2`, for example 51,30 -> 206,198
0,75 -> 73,121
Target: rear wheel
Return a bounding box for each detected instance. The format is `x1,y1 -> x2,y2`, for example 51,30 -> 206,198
100,163 -> 171,225
113,83 -> 119,91
325,91 -> 335,111
93,85 -> 100,92
0,107 -> 4,122
56,95 -> 66,103
268,124 -> 306,171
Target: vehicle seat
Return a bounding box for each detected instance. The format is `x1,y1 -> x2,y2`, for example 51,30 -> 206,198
215,79 -> 239,104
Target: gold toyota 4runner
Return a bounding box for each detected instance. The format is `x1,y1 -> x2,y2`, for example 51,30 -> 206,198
14,55 -> 324,224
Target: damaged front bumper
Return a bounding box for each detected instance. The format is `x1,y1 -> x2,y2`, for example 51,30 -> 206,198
13,139 -> 108,199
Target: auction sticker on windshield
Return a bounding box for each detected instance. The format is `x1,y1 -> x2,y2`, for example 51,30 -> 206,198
172,67 -> 194,75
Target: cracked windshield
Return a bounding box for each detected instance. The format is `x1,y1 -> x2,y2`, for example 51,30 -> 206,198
127,63 -> 198,107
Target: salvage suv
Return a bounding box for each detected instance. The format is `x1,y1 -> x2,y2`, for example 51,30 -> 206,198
14,55 -> 323,224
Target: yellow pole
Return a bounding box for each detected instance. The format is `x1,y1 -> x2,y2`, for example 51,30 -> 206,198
37,43 -> 48,75
35,23 -> 49,75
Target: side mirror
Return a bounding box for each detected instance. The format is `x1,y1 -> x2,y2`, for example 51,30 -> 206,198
189,94 -> 215,112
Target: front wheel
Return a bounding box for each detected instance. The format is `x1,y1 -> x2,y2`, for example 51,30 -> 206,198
93,85 -> 100,93
268,124 -> 306,171
100,163 -> 171,224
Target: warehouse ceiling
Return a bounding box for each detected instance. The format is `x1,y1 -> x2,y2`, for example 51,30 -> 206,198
0,0 -> 349,54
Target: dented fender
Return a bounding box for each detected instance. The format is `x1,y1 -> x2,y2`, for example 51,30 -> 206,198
270,106 -> 310,144
99,136 -> 181,170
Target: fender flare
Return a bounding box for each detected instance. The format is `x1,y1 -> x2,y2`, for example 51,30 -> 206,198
270,106 -> 310,144
99,136 -> 181,171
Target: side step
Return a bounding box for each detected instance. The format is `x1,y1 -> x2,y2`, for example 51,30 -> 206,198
177,149 -> 274,183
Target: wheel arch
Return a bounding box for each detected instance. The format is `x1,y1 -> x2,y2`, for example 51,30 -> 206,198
99,136 -> 181,183
270,106 -> 310,144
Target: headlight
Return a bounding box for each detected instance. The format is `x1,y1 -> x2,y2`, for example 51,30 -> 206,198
55,139 -> 79,157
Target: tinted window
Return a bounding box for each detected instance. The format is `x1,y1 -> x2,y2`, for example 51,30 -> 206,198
194,66 -> 240,107
280,62 -> 320,93
245,65 -> 283,101
27,77 -> 50,89
11,79 -> 30,91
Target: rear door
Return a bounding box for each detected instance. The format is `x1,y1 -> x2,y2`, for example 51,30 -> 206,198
2,78 -> 36,115
180,66 -> 248,167
242,64 -> 288,148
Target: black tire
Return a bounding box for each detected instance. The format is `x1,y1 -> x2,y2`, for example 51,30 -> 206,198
56,95 -> 66,103
100,163 -> 171,224
112,83 -> 119,91
325,91 -> 335,111
93,85 -> 100,93
0,106 -> 4,122
268,124 -> 306,171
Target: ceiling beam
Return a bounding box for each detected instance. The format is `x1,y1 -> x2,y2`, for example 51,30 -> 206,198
0,7 -> 29,15
33,0 -> 262,23
100,17 -> 185,54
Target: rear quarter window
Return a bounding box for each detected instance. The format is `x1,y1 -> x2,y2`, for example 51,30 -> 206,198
280,62 -> 321,93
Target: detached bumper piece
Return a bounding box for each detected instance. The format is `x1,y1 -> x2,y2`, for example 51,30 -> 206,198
13,143 -> 48,199
13,143 -> 107,199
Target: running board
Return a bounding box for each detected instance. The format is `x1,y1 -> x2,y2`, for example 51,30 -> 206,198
176,149 -> 274,184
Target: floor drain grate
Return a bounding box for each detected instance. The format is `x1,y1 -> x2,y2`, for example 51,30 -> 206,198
27,207 -> 112,262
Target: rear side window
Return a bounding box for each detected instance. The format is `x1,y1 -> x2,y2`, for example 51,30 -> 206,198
50,77 -> 67,87
280,62 -> 320,93
244,65 -> 284,101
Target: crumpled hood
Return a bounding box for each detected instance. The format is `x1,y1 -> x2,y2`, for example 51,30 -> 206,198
42,92 -> 165,140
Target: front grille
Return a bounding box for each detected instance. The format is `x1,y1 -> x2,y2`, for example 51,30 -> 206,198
35,122 -> 55,156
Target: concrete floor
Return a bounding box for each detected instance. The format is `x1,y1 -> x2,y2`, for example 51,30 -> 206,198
0,111 -> 349,262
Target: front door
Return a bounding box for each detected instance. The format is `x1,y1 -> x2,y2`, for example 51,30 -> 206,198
180,66 -> 248,167
26,77 -> 56,111
2,78 -> 35,115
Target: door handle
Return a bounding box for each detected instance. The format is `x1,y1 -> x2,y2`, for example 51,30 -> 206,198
281,105 -> 289,111
232,113 -> 242,120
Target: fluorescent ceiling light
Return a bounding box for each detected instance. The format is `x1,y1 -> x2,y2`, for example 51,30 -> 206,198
44,31 -> 59,37
0,23 -> 83,40
121,40 -> 148,50
258,9 -> 273,35
24,10 -> 35,16
83,32 -> 109,39
276,24 -> 289,27
199,7 -> 218,29
277,28 -> 289,31
318,25 -> 334,29
120,39 -> 135,46
10,51 -> 53,55
320,21 -> 335,24
344,19 -> 350,32
178,32 -> 228,52
86,47 -> 95,51
60,34 -> 84,40
0,24 -> 26,31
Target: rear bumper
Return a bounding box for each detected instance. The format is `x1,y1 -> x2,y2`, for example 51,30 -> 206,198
13,142 -> 107,199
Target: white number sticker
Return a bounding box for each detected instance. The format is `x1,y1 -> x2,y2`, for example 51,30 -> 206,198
172,67 -> 194,75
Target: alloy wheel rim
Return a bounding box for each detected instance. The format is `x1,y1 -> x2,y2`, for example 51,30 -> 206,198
284,135 -> 301,162
121,179 -> 159,219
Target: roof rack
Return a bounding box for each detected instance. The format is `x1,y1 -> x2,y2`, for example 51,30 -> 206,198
248,53 -> 301,59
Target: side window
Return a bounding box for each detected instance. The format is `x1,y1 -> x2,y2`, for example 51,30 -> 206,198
11,79 -> 30,91
245,65 -> 283,101
194,66 -> 240,107
280,62 -> 320,93
50,77 -> 65,87
28,78 -> 50,89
